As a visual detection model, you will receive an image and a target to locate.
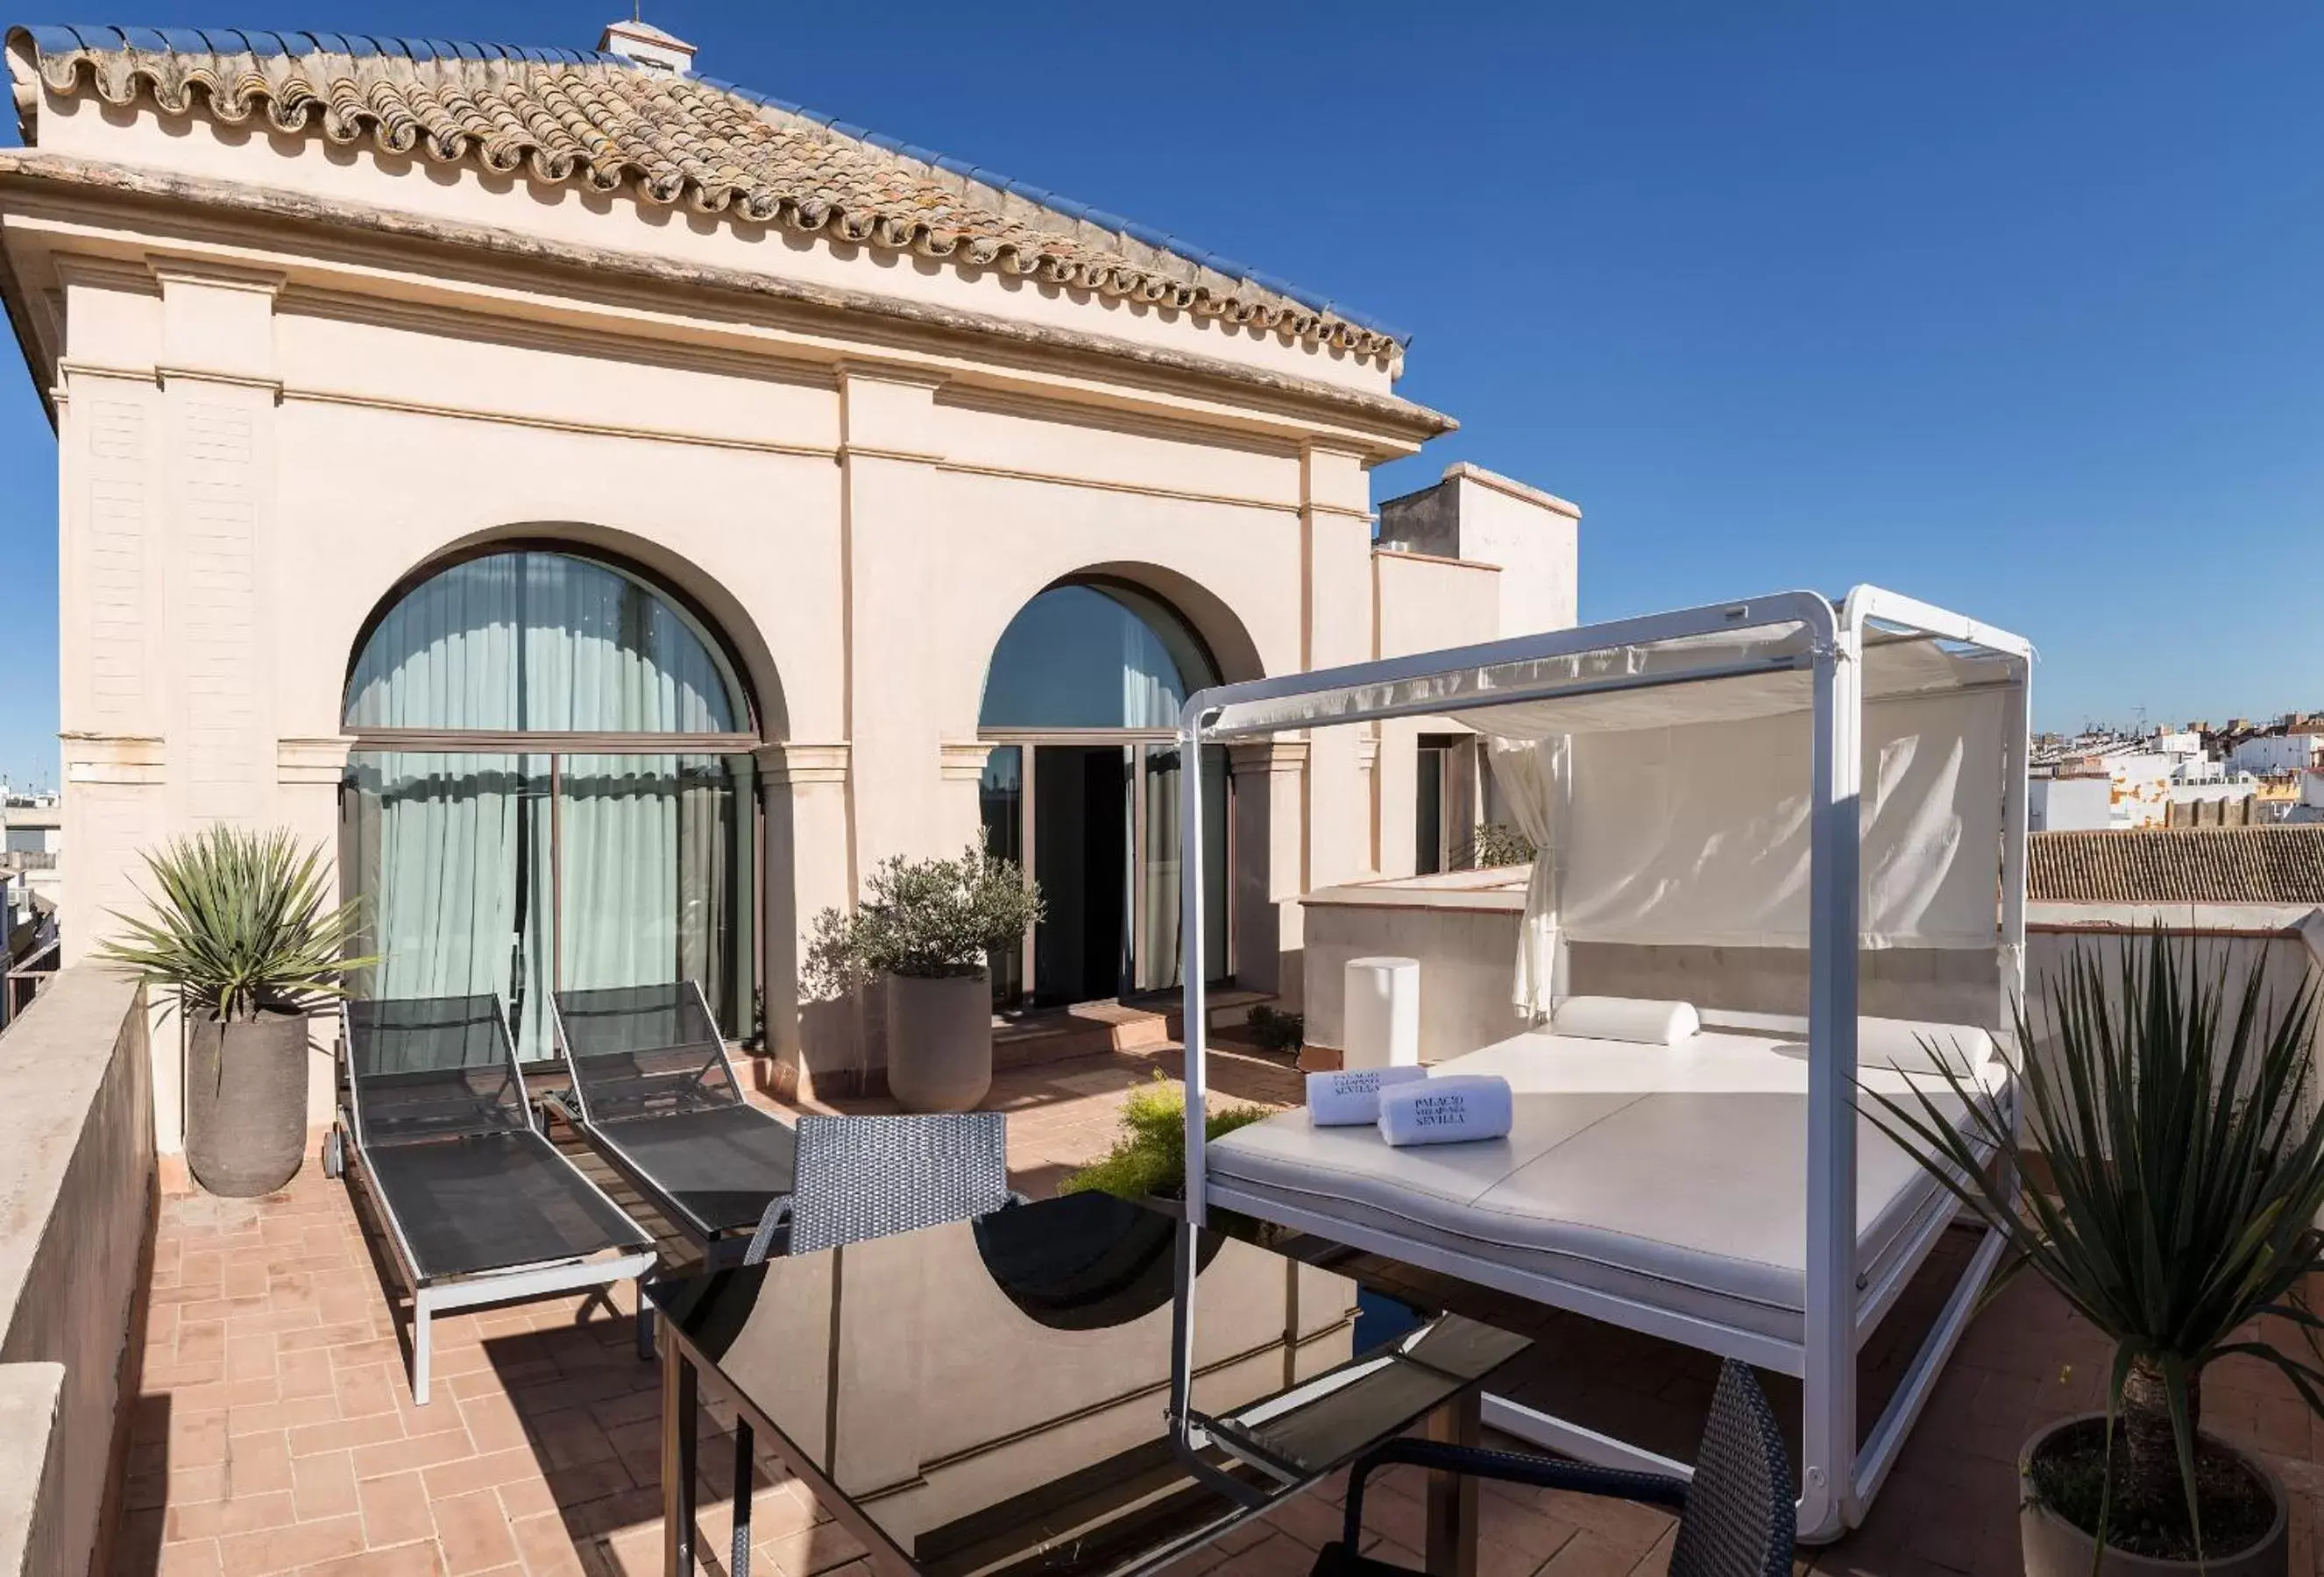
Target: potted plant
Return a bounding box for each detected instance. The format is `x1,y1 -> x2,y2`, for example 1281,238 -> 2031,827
1867,932 -> 2324,1576
98,826 -> 372,1198
803,843 -> 1042,1112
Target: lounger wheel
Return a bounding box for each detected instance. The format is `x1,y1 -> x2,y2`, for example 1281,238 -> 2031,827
322,1126 -> 345,1179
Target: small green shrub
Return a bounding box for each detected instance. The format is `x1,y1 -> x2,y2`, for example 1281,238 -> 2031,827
1063,1074 -> 1273,1203
1468,821 -> 1537,868
1246,1004 -> 1306,1054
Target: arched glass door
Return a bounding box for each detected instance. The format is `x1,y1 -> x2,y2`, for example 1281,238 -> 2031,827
978,581 -> 1231,1007
339,549 -> 759,1057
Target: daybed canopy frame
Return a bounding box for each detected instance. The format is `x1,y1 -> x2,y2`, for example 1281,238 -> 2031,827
1167,586 -> 2031,1544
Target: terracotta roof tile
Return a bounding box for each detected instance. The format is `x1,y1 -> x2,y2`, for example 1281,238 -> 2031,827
6,24 -> 1406,358
2028,827 -> 2324,906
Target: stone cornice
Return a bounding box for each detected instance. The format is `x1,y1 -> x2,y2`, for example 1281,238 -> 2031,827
0,152 -> 1458,451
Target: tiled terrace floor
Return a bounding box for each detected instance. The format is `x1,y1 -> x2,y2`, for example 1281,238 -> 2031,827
119,1041 -> 2324,1577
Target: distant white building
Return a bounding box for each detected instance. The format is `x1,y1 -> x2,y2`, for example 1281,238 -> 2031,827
2029,774 -> 2114,832
2227,730 -> 2324,776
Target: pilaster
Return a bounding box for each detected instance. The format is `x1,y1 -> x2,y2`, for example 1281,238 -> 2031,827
1228,739 -> 1308,999
838,364 -> 953,870
756,741 -> 853,1084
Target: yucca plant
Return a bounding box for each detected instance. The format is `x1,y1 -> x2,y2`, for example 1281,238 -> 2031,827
1864,930 -> 2324,1560
96,825 -> 373,1019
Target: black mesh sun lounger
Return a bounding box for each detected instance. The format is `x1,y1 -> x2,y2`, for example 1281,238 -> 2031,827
545,982 -> 797,1333
330,994 -> 656,1404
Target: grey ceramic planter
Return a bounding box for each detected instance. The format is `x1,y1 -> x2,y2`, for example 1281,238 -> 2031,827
884,971 -> 993,1112
185,1011 -> 312,1197
2020,1414 -> 2289,1577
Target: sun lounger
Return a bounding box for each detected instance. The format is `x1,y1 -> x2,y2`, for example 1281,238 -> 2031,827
544,982 -> 797,1345
330,994 -> 657,1404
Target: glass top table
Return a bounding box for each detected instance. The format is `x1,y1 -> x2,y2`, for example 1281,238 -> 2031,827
648,1190 -> 1534,1577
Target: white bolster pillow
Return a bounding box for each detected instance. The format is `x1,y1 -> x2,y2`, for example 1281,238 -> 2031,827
1307,1065 -> 1430,1127
1552,995 -> 1701,1047
1856,1017 -> 1994,1079
1378,1075 -> 1514,1148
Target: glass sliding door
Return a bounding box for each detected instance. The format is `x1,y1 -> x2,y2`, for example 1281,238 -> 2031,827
557,753 -> 756,1043
1136,744 -> 1231,994
342,751 -> 556,1056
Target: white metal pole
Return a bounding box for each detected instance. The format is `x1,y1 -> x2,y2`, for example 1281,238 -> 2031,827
1998,660 -> 2032,1020
1800,613 -> 1862,1541
1180,712 -> 1210,1229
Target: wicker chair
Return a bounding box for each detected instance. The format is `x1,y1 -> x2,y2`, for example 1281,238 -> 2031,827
1313,1361 -> 1794,1577
725,1112 -> 1013,1577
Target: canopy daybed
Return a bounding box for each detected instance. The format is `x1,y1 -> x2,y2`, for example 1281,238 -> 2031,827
1167,587 -> 2031,1543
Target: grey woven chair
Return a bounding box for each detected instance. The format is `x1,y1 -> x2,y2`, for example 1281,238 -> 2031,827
745,1111 -> 1013,1259
724,1112 -> 1014,1577
1312,1360 -> 1793,1577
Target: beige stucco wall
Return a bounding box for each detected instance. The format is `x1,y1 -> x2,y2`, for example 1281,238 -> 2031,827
0,965 -> 155,1577
8,87 -> 1587,1130
1300,874 -> 1530,1062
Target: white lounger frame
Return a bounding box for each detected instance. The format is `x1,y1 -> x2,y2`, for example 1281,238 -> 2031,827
1169,586 -> 2032,1543
337,998 -> 659,1404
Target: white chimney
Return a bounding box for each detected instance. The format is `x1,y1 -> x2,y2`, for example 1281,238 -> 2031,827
598,18 -> 697,75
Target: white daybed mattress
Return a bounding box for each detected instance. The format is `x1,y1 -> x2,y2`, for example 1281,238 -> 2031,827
1208,1020 -> 2008,1350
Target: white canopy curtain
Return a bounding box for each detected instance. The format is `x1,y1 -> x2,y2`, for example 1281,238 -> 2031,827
1456,635 -> 2016,1018
344,549 -> 755,1057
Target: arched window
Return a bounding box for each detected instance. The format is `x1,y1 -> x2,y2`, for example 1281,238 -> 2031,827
341,548 -> 758,1057
976,579 -> 1229,1007
347,551 -> 748,734
979,583 -> 1220,731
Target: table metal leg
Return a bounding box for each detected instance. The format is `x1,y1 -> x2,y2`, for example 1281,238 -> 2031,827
1422,1388 -> 1481,1577
731,1422 -> 755,1577
662,1336 -> 698,1576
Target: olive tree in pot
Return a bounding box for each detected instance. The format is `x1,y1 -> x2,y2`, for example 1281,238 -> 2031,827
804,844 -> 1042,1112
1867,931 -> 2324,1577
99,826 -> 372,1198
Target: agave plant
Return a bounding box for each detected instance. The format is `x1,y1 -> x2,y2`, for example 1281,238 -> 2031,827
96,825 -> 373,1021
1864,930 -> 2324,1554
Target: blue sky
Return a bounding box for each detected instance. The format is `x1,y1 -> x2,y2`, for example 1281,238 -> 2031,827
4,2 -> 2322,784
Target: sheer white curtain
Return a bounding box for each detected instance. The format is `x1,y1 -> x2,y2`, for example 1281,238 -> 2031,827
1484,736 -> 1568,1019
351,753 -> 525,1008
346,552 -> 750,1050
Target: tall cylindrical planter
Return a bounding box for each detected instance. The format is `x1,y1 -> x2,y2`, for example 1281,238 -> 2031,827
884,972 -> 993,1113
2020,1415 -> 2289,1577
185,1011 -> 313,1198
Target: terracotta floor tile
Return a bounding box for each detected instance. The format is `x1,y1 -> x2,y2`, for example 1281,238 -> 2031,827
358,1472 -> 437,1550
289,1412 -> 406,1459
428,1489 -> 521,1576
507,1513 -> 587,1577
293,1451 -> 362,1522
154,1538 -> 224,1577
163,1489 -> 300,1544
215,1513 -> 369,1576
295,1545 -> 449,1577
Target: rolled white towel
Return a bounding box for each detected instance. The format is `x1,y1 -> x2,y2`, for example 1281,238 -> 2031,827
1307,1064 -> 1430,1127
1378,1075 -> 1514,1148
1552,995 -> 1701,1047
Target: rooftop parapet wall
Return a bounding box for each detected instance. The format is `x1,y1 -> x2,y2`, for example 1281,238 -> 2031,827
0,965 -> 154,1577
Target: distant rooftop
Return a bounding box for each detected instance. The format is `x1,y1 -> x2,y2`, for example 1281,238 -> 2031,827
2029,826 -> 2324,907
6,23 -> 1407,356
